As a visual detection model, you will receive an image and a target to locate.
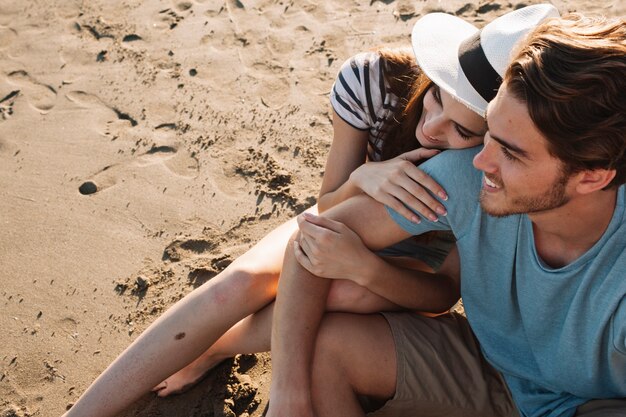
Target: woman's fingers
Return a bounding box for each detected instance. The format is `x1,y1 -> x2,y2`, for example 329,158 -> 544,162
399,178 -> 446,216
298,233 -> 316,257
375,192 -> 422,224
299,212 -> 344,233
293,240 -> 314,273
400,147 -> 441,162
377,176 -> 442,222
403,164 -> 448,201
391,186 -> 440,222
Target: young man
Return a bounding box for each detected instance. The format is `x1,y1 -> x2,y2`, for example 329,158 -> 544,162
266,13 -> 626,417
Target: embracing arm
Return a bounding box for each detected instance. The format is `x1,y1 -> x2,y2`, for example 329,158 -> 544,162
316,112 -> 370,212
317,113 -> 447,221
295,210 -> 459,312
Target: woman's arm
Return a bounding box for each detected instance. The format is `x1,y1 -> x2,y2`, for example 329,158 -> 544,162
318,112 -> 448,221
295,212 -> 459,312
316,111 -> 370,211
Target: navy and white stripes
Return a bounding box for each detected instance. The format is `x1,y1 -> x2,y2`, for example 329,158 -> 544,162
330,52 -> 400,161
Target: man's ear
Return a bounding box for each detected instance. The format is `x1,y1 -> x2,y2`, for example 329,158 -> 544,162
574,169 -> 617,194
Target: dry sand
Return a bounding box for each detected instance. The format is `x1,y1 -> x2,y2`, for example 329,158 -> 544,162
1,0 -> 623,416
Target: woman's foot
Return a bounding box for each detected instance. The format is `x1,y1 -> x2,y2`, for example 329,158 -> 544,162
152,354 -> 227,397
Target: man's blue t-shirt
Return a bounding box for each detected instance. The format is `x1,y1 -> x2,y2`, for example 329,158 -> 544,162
386,148 -> 626,417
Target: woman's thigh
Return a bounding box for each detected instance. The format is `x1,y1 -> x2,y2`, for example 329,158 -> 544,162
314,312 -> 397,399
228,206 -> 317,273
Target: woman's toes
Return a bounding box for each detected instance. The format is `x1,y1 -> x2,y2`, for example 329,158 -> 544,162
152,380 -> 167,392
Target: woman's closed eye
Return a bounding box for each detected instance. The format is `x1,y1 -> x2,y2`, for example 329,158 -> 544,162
455,124 -> 473,140
432,85 -> 442,104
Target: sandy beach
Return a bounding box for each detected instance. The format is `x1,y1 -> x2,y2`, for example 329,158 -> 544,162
1,0 -> 623,416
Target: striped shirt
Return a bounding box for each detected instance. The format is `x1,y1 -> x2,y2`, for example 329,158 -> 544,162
330,52 -> 456,271
330,52 -> 401,162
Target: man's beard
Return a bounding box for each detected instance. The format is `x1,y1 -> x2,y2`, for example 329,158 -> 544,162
479,172 -> 570,218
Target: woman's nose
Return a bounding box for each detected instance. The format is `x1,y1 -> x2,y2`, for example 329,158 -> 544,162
422,113 -> 444,138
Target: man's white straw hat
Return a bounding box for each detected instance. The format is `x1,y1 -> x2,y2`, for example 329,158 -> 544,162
412,4 -> 559,116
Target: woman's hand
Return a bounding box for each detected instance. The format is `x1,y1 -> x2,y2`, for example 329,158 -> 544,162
349,148 -> 448,223
294,212 -> 373,284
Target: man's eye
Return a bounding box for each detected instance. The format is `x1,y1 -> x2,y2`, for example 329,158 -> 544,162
501,146 -> 516,161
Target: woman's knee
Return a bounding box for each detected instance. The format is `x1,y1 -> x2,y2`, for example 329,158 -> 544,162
326,281 -> 367,311
194,261 -> 279,306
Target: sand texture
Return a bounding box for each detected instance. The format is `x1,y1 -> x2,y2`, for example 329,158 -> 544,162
1,0 -> 623,416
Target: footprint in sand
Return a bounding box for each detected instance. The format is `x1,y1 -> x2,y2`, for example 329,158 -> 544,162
0,90 -> 19,121
153,6 -> 187,30
162,237 -> 219,262
161,234 -> 233,288
66,90 -> 141,140
5,70 -> 57,114
78,145 -> 199,195
66,90 -> 138,126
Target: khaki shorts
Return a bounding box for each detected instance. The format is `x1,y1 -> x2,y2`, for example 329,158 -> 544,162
367,312 -> 626,417
575,399 -> 626,416
365,312 -> 519,417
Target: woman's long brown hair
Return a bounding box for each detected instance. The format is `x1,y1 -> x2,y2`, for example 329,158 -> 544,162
376,47 -> 433,161
375,48 -> 441,246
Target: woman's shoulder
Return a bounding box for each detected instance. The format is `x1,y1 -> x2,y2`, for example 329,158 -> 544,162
330,48 -> 413,134
338,48 -> 413,74
351,50 -> 382,64
335,51 -> 382,78
334,49 -> 413,99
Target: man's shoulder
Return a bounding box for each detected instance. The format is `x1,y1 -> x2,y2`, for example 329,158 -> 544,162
418,148 -> 482,194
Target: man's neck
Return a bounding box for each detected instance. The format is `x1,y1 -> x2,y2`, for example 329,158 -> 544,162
530,189 -> 618,268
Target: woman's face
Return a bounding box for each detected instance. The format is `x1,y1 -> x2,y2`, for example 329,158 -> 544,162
415,85 -> 486,150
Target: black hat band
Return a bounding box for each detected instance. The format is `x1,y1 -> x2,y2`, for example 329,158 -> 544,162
458,31 -> 502,103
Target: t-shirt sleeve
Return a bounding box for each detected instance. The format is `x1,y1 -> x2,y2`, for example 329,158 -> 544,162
330,51 -> 386,131
385,147 -> 483,238
612,295 -> 626,354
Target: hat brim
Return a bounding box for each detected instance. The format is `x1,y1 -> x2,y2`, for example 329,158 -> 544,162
412,13 -> 488,116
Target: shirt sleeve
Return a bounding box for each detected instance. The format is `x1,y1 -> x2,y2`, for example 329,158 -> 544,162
330,51 -> 386,131
385,147 -> 483,239
612,295 -> 626,354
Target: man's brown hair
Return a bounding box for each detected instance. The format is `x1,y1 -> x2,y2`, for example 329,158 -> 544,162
505,14 -> 626,187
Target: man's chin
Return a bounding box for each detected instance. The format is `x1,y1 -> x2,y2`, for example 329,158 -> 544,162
479,195 -> 515,218
481,208 -> 516,218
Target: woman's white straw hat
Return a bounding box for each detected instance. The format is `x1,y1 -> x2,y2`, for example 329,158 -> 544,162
412,4 -> 559,116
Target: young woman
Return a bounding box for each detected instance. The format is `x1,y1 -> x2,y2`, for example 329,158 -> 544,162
150,49 -> 485,397
63,5 -> 557,416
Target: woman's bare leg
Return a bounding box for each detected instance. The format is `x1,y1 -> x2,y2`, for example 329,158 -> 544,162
151,273 -> 410,397
152,301 -> 275,396
63,208 -> 315,417
151,254 -> 436,397
311,313 -> 397,417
